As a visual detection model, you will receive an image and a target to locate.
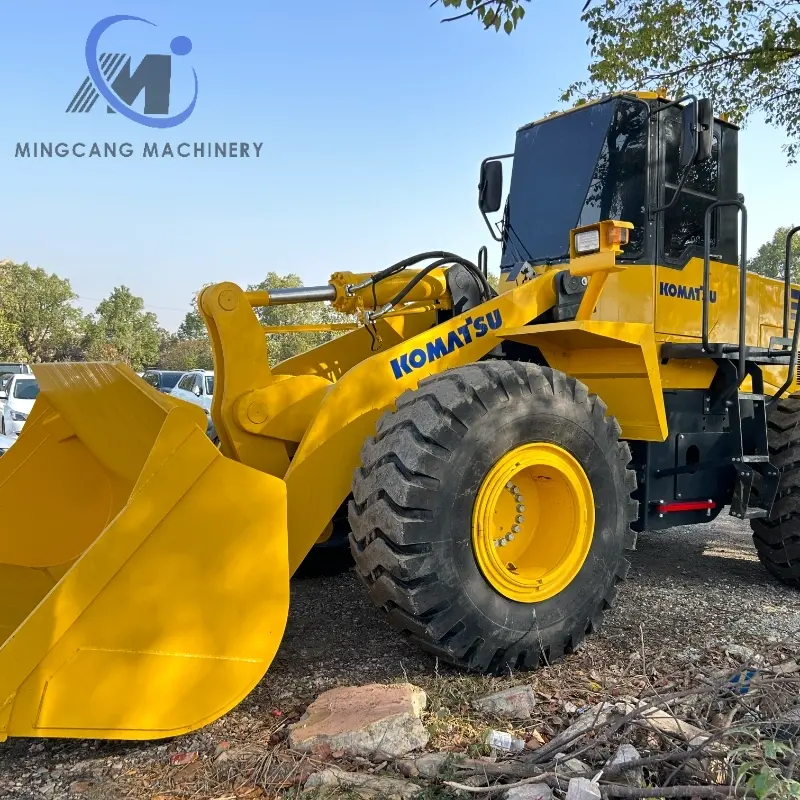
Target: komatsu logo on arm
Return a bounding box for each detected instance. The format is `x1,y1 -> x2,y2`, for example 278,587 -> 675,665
389,309 -> 502,379
659,282 -> 717,303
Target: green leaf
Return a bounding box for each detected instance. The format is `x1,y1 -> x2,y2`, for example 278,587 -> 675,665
504,19 -> 514,33
763,741 -> 779,760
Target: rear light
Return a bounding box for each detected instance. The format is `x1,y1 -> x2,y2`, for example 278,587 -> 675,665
656,500 -> 716,513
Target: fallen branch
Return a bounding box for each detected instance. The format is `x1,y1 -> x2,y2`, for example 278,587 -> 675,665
444,772 -> 556,794
602,785 -> 753,798
444,775 -> 753,798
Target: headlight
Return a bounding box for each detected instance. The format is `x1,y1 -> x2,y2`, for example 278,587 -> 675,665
574,228 -> 601,255
11,410 -> 28,422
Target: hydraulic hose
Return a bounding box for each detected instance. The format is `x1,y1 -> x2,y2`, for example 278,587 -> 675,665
384,256 -> 493,311
362,251 -> 494,302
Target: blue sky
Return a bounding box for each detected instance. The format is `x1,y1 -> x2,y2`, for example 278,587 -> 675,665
1,1 -> 798,331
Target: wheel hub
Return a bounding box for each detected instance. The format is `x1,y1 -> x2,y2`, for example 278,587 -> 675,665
472,442 -> 595,603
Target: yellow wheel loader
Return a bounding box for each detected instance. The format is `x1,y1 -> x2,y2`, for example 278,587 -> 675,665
2,90 -> 800,742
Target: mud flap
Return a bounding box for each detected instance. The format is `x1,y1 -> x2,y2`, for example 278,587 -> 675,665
0,363 -> 289,741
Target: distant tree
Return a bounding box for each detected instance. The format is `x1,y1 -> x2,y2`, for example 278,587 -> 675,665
248,272 -> 351,366
158,338 -> 214,371
177,310 -> 206,340
488,271 -> 500,291
85,286 -> 162,370
0,261 -> 85,362
177,285 -> 212,340
748,225 -> 800,281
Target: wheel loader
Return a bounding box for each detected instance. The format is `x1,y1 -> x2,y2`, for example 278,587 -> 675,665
1,90 -> 799,743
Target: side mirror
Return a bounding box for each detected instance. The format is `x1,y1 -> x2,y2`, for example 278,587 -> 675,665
680,97 -> 713,167
478,160 -> 503,213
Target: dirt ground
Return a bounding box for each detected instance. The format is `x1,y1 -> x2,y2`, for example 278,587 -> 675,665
1,513 -> 798,799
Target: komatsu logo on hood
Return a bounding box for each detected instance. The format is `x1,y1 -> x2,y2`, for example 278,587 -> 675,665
389,309 -> 502,379
659,281 -> 717,303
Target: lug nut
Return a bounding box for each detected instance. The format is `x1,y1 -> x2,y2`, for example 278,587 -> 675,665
506,481 -> 514,489
517,504 -> 525,513
511,524 -> 520,533
506,533 -> 515,541
515,515 -> 524,523
498,538 -> 508,547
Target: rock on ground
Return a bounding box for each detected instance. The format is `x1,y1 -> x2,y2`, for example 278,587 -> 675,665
606,743 -> 643,786
565,777 -> 602,800
559,757 -> 591,775
304,766 -> 421,798
505,784 -> 554,800
288,682 -> 429,760
395,752 -> 454,779
473,685 -> 537,719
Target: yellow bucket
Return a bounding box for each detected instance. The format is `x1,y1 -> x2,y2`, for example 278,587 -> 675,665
0,363 -> 289,741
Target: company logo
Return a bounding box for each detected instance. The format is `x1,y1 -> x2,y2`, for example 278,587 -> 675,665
389,310 -> 503,379
659,282 -> 717,303
66,15 -> 198,128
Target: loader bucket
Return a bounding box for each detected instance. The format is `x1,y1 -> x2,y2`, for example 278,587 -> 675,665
0,363 -> 289,741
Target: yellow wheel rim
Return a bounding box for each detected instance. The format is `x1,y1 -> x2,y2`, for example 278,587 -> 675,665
472,443 -> 595,603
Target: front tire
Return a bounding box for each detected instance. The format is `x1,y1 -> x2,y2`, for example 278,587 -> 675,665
348,361 -> 637,674
751,395 -> 800,588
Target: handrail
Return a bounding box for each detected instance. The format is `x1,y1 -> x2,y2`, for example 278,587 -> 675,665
770,226 -> 800,408
702,199 -> 747,383
781,225 -> 800,338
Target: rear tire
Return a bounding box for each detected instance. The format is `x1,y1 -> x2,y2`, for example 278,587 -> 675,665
750,395 -> 800,588
348,361 -> 638,674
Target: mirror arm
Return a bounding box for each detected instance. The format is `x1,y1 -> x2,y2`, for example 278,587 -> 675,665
648,93 -> 699,119
649,94 -> 700,217
481,210 -> 503,242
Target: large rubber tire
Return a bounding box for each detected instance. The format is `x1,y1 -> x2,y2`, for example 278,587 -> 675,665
750,395 -> 800,589
348,361 -> 638,674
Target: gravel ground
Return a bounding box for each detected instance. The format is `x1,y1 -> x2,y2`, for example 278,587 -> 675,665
0,513 -> 798,799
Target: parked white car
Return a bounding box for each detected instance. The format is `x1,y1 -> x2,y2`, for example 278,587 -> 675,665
0,434 -> 14,455
170,370 -> 215,438
0,374 -> 39,438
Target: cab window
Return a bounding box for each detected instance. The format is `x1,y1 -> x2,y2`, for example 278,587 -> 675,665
578,98 -> 649,257
177,374 -> 195,391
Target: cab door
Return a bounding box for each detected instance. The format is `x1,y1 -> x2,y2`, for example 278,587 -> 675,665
654,113 -> 735,340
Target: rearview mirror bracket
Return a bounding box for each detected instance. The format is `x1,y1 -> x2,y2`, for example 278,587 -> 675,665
649,95 -> 714,217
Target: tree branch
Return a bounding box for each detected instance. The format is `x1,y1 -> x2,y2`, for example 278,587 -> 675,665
636,46 -> 800,84
439,0 -> 502,23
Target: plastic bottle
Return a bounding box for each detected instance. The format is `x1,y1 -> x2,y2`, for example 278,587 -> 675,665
486,729 -> 526,752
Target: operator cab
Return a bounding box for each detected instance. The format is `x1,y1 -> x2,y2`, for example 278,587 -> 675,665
479,92 -> 738,283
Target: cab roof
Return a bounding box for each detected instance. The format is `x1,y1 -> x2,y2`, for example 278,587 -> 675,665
517,90 -> 739,133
